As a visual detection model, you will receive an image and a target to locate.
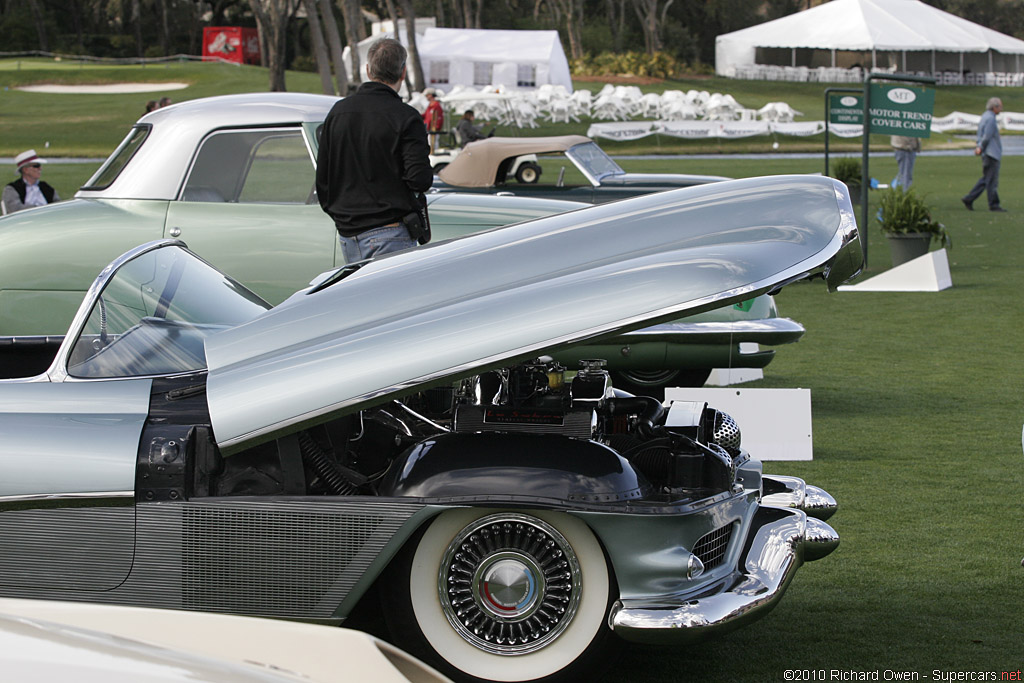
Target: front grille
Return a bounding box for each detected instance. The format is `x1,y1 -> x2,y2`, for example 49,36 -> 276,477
692,523 -> 733,570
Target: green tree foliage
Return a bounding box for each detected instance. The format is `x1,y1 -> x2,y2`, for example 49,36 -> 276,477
5,0 -> 1022,76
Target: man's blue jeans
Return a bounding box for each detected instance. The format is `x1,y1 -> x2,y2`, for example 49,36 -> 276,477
339,222 -> 417,263
964,155 -> 1001,209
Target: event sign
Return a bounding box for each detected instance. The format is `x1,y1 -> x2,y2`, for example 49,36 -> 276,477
867,84 -> 935,138
828,94 -> 863,125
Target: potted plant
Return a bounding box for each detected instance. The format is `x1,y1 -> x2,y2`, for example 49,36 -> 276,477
877,188 -> 951,267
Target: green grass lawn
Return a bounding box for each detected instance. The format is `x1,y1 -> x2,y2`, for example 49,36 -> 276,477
2,59 -> 1020,158
4,61 -> 1023,680
599,154 -> 1024,681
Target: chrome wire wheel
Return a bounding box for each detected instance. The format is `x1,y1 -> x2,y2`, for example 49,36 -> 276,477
439,514 -> 581,655
405,508 -> 611,682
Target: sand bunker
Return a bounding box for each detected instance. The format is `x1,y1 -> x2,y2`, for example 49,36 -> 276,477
18,82 -> 189,94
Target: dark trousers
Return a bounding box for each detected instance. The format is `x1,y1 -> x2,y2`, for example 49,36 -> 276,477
964,155 -> 1001,209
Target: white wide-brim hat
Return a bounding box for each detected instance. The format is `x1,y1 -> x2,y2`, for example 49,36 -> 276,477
15,149 -> 47,170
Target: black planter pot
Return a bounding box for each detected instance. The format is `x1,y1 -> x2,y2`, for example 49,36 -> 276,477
886,232 -> 932,266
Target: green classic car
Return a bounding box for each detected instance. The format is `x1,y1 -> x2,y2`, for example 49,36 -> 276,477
0,93 -> 803,394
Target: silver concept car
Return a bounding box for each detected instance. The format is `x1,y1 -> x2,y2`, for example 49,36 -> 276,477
0,175 -> 860,683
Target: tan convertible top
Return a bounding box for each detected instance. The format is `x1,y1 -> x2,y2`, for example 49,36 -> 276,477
438,135 -> 592,187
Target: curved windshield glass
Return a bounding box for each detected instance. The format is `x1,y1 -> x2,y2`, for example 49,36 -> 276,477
68,245 -> 271,378
82,125 -> 151,190
566,142 -> 624,184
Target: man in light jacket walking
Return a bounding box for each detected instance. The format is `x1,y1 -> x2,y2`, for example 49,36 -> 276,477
962,97 -> 1006,212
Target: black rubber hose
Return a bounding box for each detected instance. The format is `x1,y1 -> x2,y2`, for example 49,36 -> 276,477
297,431 -> 358,495
606,397 -> 666,438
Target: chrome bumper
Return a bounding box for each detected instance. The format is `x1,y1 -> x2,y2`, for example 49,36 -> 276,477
608,487 -> 839,645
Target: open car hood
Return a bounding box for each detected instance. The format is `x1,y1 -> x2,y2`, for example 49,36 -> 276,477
205,175 -> 861,453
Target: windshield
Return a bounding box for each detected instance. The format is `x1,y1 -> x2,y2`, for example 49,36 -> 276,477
82,125 -> 151,190
68,245 -> 271,378
565,142 -> 624,184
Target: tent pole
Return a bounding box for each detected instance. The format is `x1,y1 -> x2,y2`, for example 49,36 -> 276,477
902,51 -> 906,72
931,50 -> 935,78
832,49 -> 836,68
792,47 -> 796,68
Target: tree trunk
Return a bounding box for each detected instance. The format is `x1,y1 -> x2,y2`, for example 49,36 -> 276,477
318,0 -> 349,95
303,0 -> 335,94
69,0 -> 85,52
131,0 -> 143,57
398,0 -> 425,91
549,0 -> 583,60
339,0 -> 363,83
157,0 -> 170,55
631,0 -> 667,55
26,0 -> 48,52
434,0 -> 445,27
249,0 -> 290,91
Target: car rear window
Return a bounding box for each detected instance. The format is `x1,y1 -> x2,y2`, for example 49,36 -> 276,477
82,125 -> 151,190
182,128 -> 314,204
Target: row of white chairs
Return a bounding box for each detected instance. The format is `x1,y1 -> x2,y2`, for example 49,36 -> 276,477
409,84 -> 802,127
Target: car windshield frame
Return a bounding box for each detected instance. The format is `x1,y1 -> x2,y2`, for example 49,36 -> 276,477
51,241 -> 270,381
81,125 -> 152,191
564,141 -> 625,186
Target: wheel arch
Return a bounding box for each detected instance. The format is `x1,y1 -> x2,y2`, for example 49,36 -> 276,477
375,432 -> 652,503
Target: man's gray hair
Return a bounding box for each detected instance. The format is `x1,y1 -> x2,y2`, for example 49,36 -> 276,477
986,97 -> 1002,111
367,38 -> 407,85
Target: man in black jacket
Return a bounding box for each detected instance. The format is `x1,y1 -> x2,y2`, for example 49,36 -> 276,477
316,38 -> 432,262
3,150 -> 61,215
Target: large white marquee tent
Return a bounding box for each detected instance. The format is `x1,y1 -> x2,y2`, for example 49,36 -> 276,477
715,0 -> 1024,84
344,27 -> 572,93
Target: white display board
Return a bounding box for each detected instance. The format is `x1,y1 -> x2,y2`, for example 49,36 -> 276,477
838,249 -> 951,292
664,387 -> 813,461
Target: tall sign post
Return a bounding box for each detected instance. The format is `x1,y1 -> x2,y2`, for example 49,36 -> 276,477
824,88 -> 861,177
860,73 -> 936,268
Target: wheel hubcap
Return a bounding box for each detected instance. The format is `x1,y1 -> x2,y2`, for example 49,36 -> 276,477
439,514 -> 582,655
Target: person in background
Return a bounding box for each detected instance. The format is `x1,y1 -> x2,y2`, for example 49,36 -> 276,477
145,100 -> 158,115
422,88 -> 444,153
158,96 -> 172,108
2,149 -> 60,215
455,109 -> 491,146
890,135 -> 921,190
315,38 -> 432,263
962,96 -> 1005,212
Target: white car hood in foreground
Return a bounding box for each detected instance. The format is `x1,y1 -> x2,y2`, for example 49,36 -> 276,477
206,175 -> 861,453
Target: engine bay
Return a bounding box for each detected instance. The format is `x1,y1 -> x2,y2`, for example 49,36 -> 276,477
137,358 -> 749,507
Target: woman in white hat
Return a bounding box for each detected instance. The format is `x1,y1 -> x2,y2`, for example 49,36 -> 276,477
2,149 -> 60,215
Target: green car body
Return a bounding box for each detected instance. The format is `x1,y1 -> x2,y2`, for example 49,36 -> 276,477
0,93 -> 803,391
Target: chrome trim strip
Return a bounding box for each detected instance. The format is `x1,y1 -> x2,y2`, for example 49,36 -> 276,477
613,318 -> 805,344
608,509 -> 838,644
0,491 -> 134,511
762,474 -> 838,521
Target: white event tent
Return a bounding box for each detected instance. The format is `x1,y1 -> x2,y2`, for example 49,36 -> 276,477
715,0 -> 1024,85
344,27 -> 572,93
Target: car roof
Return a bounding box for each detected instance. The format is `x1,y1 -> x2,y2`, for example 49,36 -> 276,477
437,135 -> 592,187
77,92 -> 339,201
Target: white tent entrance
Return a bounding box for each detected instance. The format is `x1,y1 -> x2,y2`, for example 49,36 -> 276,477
715,0 -> 1024,85
343,27 -> 572,93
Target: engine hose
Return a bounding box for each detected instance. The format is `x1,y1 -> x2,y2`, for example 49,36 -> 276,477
297,431 -> 358,496
606,397 -> 666,439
